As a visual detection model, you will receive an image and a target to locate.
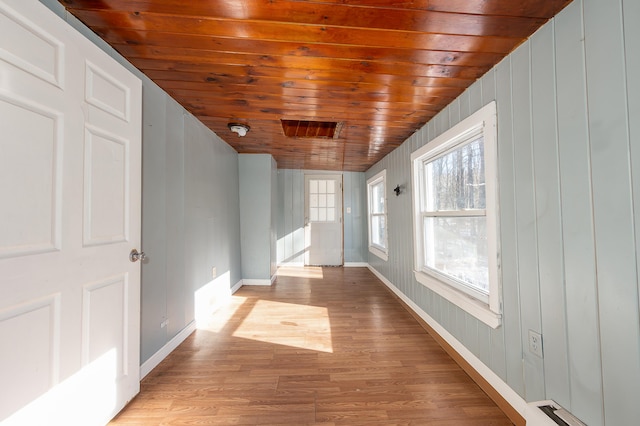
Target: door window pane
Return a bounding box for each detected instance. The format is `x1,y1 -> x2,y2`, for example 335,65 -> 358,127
327,193 -> 335,208
309,178 -> 338,223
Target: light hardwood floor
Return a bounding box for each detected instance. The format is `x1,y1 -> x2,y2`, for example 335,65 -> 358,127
111,267 -> 513,425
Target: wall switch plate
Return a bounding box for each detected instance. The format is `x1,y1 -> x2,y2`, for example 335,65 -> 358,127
528,330 -> 543,358
212,266 -> 217,278
346,207 -> 352,214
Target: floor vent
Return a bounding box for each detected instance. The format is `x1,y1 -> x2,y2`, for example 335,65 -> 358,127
526,401 -> 586,426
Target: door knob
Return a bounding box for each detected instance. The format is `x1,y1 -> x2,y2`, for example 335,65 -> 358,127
129,249 -> 146,263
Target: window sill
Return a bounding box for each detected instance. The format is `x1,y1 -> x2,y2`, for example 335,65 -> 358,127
414,270 -> 501,329
369,246 -> 388,261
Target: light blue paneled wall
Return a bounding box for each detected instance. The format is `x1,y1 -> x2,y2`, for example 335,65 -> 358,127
366,1 -> 640,424
39,1 -> 244,365
277,170 -> 305,264
277,170 -> 367,265
239,154 -> 277,280
343,172 -> 368,263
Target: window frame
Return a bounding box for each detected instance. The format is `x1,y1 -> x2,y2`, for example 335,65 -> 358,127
410,102 -> 501,328
367,169 -> 388,261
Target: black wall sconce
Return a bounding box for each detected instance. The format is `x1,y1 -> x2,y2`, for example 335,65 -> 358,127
394,184 -> 403,196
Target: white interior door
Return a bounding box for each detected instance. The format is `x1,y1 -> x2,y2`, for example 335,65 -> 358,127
304,174 -> 343,266
0,0 -> 142,424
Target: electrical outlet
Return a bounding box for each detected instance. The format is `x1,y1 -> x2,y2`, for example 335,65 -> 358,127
212,266 -> 217,278
160,319 -> 168,328
528,330 -> 543,358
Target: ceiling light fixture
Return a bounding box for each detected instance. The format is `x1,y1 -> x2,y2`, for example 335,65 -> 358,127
228,123 -> 250,137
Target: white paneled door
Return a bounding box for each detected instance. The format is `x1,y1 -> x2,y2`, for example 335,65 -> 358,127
0,0 -> 142,424
304,175 -> 343,266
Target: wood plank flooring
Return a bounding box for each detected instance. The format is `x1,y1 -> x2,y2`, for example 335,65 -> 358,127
111,267 -> 512,425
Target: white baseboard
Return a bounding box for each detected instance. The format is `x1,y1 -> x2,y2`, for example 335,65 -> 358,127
277,262 -> 304,267
231,279 -> 243,294
140,321 -> 196,379
366,265 -> 527,420
344,262 -> 368,267
242,278 -> 272,286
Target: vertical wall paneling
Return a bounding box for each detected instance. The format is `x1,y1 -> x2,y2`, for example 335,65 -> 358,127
495,57 -> 525,395
530,23 -> 572,405
623,0 -> 640,373
284,169 -> 295,263
270,159 -> 278,277
287,170 -> 296,263
293,171 -> 305,263
481,69 -> 497,107
343,172 -> 354,262
183,117 -> 210,323
554,1 -> 603,423
459,90 -> 470,121
468,81 -> 482,114
276,171 -> 285,264
510,42 -> 545,401
140,83 -> 168,362
464,313 -> 479,358
449,98 -> 461,129
343,172 -> 367,263
584,0 -> 640,424
239,154 -> 276,281
164,103 -> 186,338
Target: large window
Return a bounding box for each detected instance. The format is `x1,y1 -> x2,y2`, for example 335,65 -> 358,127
411,102 -> 500,327
367,169 -> 388,260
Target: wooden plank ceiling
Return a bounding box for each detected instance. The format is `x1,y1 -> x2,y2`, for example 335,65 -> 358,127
59,0 -> 572,171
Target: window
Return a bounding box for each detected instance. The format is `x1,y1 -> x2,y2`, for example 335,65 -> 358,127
411,102 -> 500,328
367,169 -> 388,260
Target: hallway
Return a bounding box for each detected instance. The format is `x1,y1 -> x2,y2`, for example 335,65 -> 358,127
111,267 -> 511,425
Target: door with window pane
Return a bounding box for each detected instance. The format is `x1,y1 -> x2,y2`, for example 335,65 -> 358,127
304,175 -> 343,266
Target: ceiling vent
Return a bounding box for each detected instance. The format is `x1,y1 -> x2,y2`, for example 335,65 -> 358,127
281,120 -> 343,139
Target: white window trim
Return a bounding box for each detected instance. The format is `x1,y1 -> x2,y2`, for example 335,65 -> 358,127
410,101 -> 501,328
367,169 -> 388,261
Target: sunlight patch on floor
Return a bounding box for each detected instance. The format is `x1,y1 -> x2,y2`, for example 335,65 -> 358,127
202,295 -> 247,332
277,266 -> 324,279
233,300 -> 333,353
